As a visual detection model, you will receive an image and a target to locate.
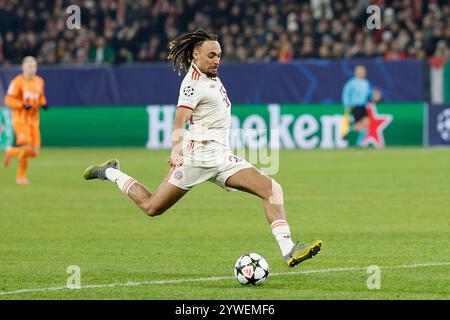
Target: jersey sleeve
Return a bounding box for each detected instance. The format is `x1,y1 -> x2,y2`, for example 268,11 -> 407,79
39,78 -> 47,106
367,81 -> 374,102
4,77 -> 23,109
177,80 -> 202,111
341,80 -> 352,107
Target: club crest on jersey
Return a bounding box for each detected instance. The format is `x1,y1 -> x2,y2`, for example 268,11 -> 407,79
229,155 -> 242,163
183,86 -> 195,97
174,171 -> 183,180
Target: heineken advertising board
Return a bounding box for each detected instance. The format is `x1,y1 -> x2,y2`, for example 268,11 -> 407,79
33,103 -> 425,148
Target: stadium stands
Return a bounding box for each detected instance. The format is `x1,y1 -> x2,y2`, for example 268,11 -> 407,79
0,0 -> 448,65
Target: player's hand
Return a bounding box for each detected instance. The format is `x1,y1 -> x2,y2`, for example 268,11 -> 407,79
372,88 -> 382,102
23,103 -> 32,111
169,148 -> 183,167
167,156 -> 177,167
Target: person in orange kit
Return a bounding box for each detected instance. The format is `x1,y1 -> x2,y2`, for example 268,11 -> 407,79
3,56 -> 48,185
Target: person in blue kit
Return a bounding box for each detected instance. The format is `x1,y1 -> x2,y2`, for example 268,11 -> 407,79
341,65 -> 382,147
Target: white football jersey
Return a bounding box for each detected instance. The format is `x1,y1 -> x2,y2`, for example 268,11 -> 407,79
177,62 -> 231,147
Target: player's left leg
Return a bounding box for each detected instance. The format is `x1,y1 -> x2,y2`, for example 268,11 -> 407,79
15,144 -> 40,185
15,126 -> 41,184
8,124 -> 39,184
224,167 -> 322,267
83,160 -> 189,217
29,125 -> 41,159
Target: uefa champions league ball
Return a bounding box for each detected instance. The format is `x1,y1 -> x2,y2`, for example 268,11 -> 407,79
437,108 -> 450,142
234,253 -> 269,285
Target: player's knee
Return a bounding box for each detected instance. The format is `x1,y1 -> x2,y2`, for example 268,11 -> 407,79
31,149 -> 39,157
143,202 -> 166,217
267,179 -> 284,206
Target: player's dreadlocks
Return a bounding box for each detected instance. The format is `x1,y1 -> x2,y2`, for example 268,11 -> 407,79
167,29 -> 217,76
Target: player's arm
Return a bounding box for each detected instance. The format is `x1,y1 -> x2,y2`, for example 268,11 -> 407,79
169,106 -> 193,167
371,87 -> 382,103
39,80 -> 48,110
170,80 -> 201,167
4,79 -> 25,109
342,81 -> 352,114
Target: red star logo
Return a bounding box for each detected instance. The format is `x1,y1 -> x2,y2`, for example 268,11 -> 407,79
362,103 -> 393,148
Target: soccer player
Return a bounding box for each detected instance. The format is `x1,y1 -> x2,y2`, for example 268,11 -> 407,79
83,29 -> 322,267
3,56 -> 48,184
341,65 -> 381,146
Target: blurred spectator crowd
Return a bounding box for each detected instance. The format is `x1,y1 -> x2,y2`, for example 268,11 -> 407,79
0,0 -> 449,65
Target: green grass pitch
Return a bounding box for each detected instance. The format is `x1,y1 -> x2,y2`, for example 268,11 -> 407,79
0,147 -> 449,299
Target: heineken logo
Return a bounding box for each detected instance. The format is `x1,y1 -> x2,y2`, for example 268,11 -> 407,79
362,103 -> 393,148
145,104 -> 396,150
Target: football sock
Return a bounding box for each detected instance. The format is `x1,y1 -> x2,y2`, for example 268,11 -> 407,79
105,168 -> 137,195
17,145 -> 36,179
17,157 -> 28,179
271,219 -> 295,257
356,129 -> 367,147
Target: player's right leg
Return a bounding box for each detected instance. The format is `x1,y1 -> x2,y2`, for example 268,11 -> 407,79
3,146 -> 18,167
83,159 -> 188,216
4,123 -> 32,184
3,144 -> 32,184
4,122 -> 28,168
352,107 -> 369,148
354,117 -> 369,147
224,166 -> 322,267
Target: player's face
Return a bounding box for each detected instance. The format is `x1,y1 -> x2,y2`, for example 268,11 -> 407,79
195,41 -> 221,77
355,66 -> 366,79
22,60 -> 37,79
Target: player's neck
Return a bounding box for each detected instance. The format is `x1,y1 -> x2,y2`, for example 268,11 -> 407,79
191,62 -> 203,74
192,62 -> 217,79
23,74 -> 34,81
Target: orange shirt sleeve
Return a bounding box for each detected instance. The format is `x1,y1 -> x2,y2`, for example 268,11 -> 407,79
4,77 -> 24,109
39,78 -> 47,107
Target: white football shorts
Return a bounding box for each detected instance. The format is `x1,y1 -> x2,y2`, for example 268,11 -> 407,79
167,140 -> 253,191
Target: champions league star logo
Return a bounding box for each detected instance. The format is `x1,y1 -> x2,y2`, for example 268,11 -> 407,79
362,103 -> 393,148
183,86 -> 195,97
436,108 -> 450,142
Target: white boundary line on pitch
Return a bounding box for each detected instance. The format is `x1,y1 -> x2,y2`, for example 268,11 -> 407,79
0,262 -> 449,296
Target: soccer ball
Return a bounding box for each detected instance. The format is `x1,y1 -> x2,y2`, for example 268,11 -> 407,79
234,253 -> 269,285
437,108 -> 450,142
